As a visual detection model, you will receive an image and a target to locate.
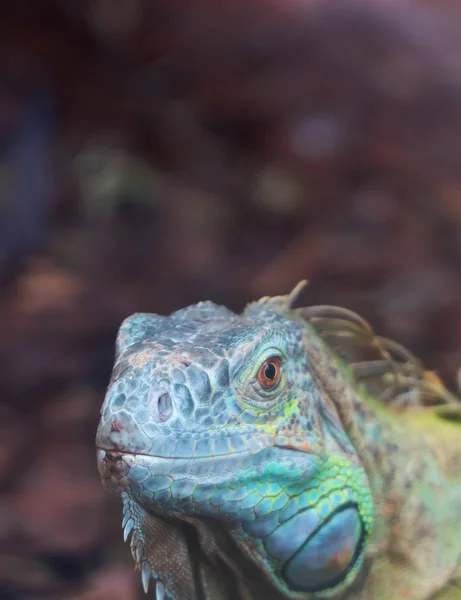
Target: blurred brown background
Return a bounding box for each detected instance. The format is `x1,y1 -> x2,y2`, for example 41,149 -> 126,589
1,1 -> 461,599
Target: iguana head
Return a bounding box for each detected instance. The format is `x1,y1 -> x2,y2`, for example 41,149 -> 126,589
96,284 -> 374,599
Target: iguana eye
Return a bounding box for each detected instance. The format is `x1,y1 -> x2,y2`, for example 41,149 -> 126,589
257,357 -> 281,389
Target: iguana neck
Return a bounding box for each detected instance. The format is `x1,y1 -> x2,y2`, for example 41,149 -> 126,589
305,330 -> 461,597
302,328 -> 408,495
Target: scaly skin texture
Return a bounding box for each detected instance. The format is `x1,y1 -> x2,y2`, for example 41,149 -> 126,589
96,283 -> 461,600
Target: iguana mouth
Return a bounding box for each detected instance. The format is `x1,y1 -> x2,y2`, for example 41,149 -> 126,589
96,431 -> 319,463
95,446 -> 251,459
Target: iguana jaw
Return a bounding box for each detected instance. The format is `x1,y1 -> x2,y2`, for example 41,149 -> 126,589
97,443 -> 372,599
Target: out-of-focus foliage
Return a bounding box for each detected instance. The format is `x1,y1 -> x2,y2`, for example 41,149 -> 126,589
1,1 -> 461,599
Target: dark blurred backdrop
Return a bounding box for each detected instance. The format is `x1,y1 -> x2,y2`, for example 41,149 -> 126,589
1,1 -> 461,599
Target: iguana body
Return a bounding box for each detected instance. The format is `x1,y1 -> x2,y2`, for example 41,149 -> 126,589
96,282 -> 461,600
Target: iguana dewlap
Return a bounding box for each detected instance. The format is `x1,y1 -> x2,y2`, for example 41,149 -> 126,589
96,282 -> 461,600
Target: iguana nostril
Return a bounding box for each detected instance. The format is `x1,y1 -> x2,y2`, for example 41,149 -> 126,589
110,420 -> 123,433
152,391 -> 173,422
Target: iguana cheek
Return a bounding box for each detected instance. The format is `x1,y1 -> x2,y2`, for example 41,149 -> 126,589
283,506 -> 363,591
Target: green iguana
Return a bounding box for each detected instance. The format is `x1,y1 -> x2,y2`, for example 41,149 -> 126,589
96,281 -> 461,600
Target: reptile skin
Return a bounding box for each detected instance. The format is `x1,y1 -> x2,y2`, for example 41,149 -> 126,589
96,282 -> 461,599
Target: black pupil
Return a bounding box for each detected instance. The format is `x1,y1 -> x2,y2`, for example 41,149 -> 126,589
264,362 -> 277,380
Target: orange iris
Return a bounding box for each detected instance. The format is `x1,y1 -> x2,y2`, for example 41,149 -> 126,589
257,357 -> 281,389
